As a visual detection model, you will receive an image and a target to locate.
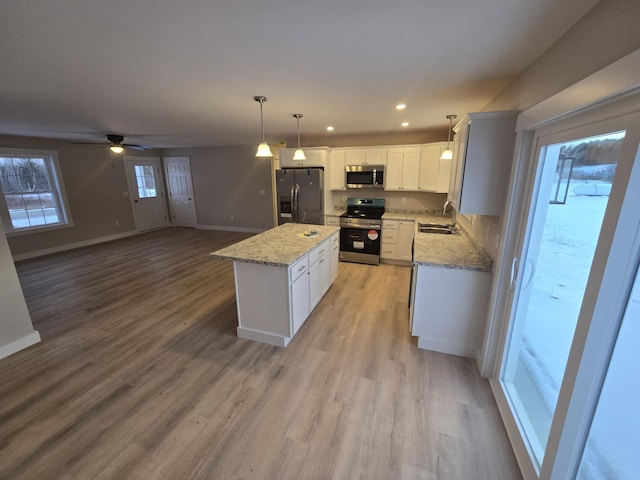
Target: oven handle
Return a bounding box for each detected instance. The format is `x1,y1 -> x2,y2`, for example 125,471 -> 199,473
340,224 -> 381,231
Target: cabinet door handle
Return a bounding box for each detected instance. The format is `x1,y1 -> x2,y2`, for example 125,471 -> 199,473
298,265 -> 306,272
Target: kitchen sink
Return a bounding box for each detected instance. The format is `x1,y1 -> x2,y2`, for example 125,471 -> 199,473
418,222 -> 457,234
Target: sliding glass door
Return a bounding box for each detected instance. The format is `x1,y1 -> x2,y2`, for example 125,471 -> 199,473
495,96 -> 640,479
502,132 -> 624,464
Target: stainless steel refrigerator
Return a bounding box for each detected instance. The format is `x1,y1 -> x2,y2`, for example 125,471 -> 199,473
276,168 -> 324,225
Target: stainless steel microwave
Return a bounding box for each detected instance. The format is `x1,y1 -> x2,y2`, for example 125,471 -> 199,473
345,165 -> 385,189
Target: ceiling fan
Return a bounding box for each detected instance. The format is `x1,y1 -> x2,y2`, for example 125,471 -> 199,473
72,134 -> 153,153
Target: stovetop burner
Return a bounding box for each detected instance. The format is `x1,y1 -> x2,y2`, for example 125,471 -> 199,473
341,197 -> 385,220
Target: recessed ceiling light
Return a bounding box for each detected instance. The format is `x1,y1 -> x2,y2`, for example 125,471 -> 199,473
401,122 -> 409,127
326,126 -> 334,131
396,104 -> 406,110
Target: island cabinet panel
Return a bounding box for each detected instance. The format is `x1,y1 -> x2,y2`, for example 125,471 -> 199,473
226,228 -> 339,347
234,262 -> 292,343
411,264 -> 490,358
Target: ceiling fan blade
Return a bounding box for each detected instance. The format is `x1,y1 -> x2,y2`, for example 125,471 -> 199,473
123,144 -> 153,150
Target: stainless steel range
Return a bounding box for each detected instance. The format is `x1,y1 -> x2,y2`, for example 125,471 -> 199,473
339,197 -> 385,265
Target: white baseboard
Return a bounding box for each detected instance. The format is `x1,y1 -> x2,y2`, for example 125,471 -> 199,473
0,330 -> 41,360
12,231 -> 139,261
197,224 -> 265,234
416,336 -> 475,358
237,327 -> 290,347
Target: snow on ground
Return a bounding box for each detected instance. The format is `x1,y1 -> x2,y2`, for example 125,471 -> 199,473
519,176 -> 639,478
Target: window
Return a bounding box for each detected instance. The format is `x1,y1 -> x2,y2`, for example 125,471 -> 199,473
0,148 -> 72,233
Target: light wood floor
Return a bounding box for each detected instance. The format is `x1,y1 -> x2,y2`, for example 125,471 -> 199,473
2,228 -> 522,480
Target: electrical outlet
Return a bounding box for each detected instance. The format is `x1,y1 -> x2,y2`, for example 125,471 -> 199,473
402,197 -> 407,204
123,191 -> 129,197
259,189 -> 266,196
495,233 -> 500,249
230,214 -> 234,221
342,195 -> 347,201
114,220 -> 119,226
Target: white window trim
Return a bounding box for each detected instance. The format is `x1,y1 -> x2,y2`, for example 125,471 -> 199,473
0,147 -> 74,236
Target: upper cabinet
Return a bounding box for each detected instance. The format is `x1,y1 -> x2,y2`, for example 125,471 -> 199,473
329,150 -> 346,190
279,147 -> 327,168
344,148 -> 387,166
385,147 -> 420,191
448,111 -> 518,216
418,142 -> 450,193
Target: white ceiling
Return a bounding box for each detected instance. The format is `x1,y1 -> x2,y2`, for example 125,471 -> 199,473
0,0 -> 598,148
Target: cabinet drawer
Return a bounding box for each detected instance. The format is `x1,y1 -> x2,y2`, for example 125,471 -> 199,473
289,256 -> 308,281
381,245 -> 396,258
382,220 -> 398,229
325,216 -> 340,226
309,238 -> 330,264
382,230 -> 398,243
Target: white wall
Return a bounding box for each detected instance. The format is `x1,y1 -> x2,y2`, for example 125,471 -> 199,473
0,221 -> 40,359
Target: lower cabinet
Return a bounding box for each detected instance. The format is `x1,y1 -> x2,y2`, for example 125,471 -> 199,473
410,264 -> 490,358
234,232 -> 339,347
381,219 -> 414,265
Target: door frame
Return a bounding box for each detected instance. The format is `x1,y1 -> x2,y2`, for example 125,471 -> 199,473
482,89 -> 640,479
123,156 -> 169,232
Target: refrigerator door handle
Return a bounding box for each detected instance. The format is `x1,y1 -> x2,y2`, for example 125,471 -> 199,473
294,183 -> 300,223
290,186 -> 295,223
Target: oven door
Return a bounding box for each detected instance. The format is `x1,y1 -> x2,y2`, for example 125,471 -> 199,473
339,226 -> 381,265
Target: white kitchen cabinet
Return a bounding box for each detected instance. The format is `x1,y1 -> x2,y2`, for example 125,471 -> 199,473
328,150 -> 346,190
396,221 -> 415,262
418,142 -> 450,193
308,237 -> 331,310
279,147 -> 327,168
230,233 -> 338,347
410,264 -> 490,358
290,259 -> 310,333
381,219 -> 398,259
448,111 -> 517,215
325,215 -> 340,226
330,232 -> 339,283
385,147 -> 420,191
344,148 -> 387,166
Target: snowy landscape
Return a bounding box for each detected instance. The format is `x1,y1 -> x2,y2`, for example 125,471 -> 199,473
519,160 -> 637,478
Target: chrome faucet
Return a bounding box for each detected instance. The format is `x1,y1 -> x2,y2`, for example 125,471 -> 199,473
443,199 -> 456,229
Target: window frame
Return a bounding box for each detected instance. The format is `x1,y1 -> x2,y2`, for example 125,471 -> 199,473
0,147 -> 73,236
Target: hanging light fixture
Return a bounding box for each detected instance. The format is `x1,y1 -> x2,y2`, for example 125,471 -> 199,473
292,114 -> 306,161
254,96 -> 273,157
440,114 -> 457,160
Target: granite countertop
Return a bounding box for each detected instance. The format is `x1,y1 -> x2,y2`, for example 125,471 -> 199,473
383,210 -> 493,272
210,223 -> 340,267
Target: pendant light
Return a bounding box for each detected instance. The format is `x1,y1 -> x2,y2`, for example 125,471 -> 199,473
440,114 -> 457,160
292,114 -> 306,161
254,96 -> 273,157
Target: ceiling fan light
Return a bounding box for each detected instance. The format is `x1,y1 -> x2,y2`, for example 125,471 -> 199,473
293,148 -> 306,160
110,145 -> 124,154
440,148 -> 453,160
256,142 -> 273,157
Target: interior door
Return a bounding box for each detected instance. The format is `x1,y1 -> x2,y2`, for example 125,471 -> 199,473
124,157 -> 168,232
164,156 -> 197,228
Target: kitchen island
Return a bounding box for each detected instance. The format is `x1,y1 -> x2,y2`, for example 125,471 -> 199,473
210,223 -> 340,347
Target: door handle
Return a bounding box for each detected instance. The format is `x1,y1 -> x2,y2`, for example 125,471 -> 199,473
188,198 -> 192,200
134,200 -> 139,203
